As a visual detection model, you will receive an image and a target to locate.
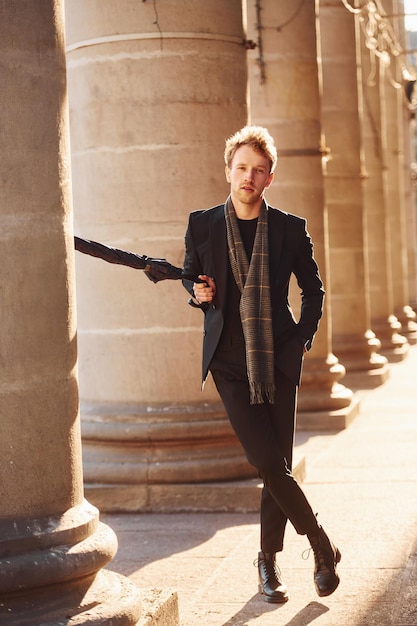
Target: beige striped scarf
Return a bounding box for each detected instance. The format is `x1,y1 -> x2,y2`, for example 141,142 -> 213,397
224,196 -> 275,404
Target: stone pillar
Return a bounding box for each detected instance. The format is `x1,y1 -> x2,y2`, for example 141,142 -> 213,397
246,0 -> 358,429
0,1 -> 141,623
65,0 -> 254,511
319,0 -> 389,387
401,15 -> 417,311
400,15 -> 417,311
384,0 -> 417,343
359,2 -> 409,360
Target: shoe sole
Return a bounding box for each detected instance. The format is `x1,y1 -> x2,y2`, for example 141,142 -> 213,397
258,584 -> 289,603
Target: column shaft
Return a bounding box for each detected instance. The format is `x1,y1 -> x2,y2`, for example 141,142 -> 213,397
66,0 -> 255,508
319,0 -> 389,386
0,1 -> 141,622
401,26 -> 417,313
359,2 -> 409,360
246,0 -> 358,429
384,0 -> 417,343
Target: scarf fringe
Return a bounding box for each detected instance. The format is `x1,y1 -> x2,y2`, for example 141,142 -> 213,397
249,381 -> 276,405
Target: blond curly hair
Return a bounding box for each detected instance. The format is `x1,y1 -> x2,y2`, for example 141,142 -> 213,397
224,126 -> 278,173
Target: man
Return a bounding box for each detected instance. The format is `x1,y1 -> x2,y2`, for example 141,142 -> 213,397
182,126 -> 341,603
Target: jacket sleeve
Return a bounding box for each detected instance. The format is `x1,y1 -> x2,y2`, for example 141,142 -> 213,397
182,211 -> 207,310
293,221 -> 325,350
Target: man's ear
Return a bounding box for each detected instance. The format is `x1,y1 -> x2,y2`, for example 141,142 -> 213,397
265,171 -> 274,188
225,165 -> 231,183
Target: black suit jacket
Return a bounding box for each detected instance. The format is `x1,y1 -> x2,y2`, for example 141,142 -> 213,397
183,203 -> 325,386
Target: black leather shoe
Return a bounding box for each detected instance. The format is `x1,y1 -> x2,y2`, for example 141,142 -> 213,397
309,527 -> 341,597
256,551 -> 289,603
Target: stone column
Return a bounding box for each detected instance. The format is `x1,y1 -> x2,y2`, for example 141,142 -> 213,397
246,0 -> 358,429
384,0 -> 417,343
0,1 -> 141,623
319,0 -> 389,387
401,25 -> 417,311
359,3 -> 409,360
65,0 -> 254,511
400,19 -> 417,311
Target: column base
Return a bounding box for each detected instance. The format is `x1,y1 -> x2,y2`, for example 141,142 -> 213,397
395,305 -> 417,345
0,500 -> 143,624
332,330 -> 389,386
372,315 -> 409,362
81,402 -> 256,485
84,452 -> 306,514
296,354 -> 359,430
342,363 -> 390,390
137,588 -> 179,626
0,569 -> 143,625
380,340 -> 410,363
297,395 -> 360,430
298,354 -> 355,410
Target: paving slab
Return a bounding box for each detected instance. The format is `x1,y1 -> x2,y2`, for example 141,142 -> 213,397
102,344 -> 417,626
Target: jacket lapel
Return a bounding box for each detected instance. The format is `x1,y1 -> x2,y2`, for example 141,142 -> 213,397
268,207 -> 285,278
209,204 -> 228,310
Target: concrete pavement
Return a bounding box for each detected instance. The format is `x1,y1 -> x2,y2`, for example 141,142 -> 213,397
102,344 -> 417,626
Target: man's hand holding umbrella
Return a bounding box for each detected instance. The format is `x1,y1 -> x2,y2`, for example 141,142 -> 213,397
74,236 -> 203,284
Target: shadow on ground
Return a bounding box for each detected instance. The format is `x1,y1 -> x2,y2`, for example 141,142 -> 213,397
102,511 -> 259,577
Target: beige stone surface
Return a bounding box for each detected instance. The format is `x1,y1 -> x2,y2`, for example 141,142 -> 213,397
1,0 -> 81,518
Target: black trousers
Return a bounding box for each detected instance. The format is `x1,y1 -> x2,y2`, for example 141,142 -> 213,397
210,336 -> 319,553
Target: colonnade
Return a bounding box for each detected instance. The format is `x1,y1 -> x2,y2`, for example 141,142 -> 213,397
1,0 -> 415,620
66,0 -> 416,511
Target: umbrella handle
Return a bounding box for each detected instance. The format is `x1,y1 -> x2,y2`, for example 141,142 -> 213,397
182,274 -> 207,284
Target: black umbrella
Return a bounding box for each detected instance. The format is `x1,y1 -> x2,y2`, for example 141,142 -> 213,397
74,236 -> 202,284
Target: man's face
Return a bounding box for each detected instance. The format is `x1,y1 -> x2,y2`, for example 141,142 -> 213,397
225,145 -> 274,207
